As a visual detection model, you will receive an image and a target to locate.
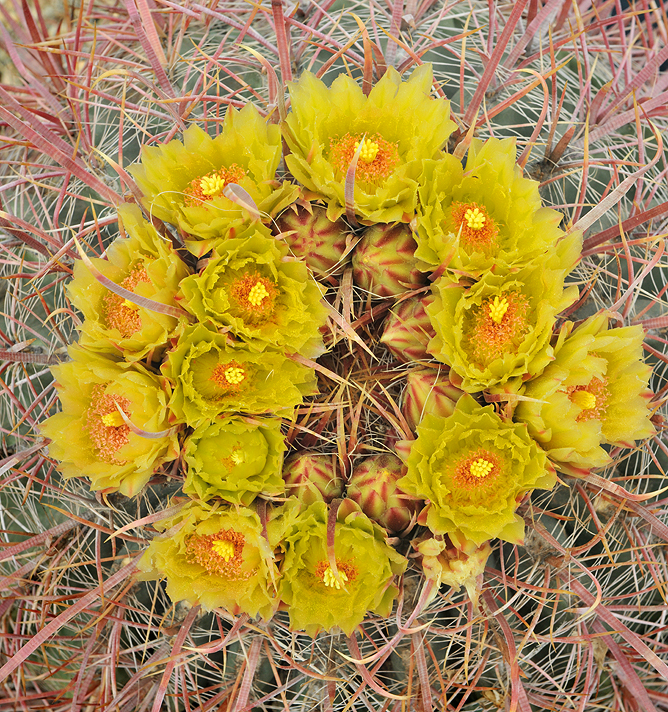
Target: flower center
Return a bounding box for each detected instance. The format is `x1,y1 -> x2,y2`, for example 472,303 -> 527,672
354,138 -> 379,164
229,272 -> 279,324
454,448 -> 501,489
464,207 -> 486,230
186,529 -> 250,580
183,164 -> 247,207
567,377 -> 609,422
488,296 -> 509,324
464,291 -> 531,367
86,384 -> 131,463
322,567 -> 348,589
469,458 -> 494,478
329,133 -> 400,184
450,202 -> 499,254
211,539 -> 235,561
209,360 -> 247,395
103,263 -> 151,338
315,559 -> 357,590
247,281 -> 269,307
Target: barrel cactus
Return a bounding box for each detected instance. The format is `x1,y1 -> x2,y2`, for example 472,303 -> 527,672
1,1 -> 667,710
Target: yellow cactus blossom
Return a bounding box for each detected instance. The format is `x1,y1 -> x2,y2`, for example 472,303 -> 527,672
67,204 -> 190,362
515,311 -> 655,474
284,64 -> 456,223
415,138 -> 580,277
137,500 -> 299,619
398,394 -> 556,546
40,345 -> 178,496
128,104 -> 298,256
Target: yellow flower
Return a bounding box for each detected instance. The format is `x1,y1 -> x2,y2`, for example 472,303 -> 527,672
67,204 -> 190,362
183,416 -> 286,504
284,64 -> 456,223
137,500 -> 299,619
415,138 -> 579,277
515,311 -> 655,474
40,345 -> 178,496
128,105 -> 298,256
398,394 -> 556,546
428,246 -> 580,392
278,501 -> 407,636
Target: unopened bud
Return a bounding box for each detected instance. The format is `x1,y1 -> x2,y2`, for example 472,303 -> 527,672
347,453 -> 420,532
275,204 -> 350,277
352,223 -> 427,297
402,368 -> 464,430
380,295 -> 436,363
282,452 -> 343,505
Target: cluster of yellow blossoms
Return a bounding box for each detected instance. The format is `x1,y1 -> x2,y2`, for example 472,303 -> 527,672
41,64 -> 655,634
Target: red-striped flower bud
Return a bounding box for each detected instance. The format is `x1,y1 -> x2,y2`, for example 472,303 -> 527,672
352,223 -> 427,297
282,452 -> 343,505
274,204 -> 350,277
402,367 -> 464,430
380,294 -> 436,362
347,454 -> 420,532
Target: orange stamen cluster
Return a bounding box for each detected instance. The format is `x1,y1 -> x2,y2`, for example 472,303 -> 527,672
465,291 -> 530,367
185,529 -> 250,579
209,360 -> 247,395
454,448 -> 502,489
229,272 -> 279,324
450,202 -> 499,253
567,377 -> 609,422
329,133 -> 400,184
183,164 -> 247,207
86,384 -> 131,463
314,559 -> 358,590
103,263 -> 151,338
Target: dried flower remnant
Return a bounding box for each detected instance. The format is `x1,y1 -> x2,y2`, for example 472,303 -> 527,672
128,104 -> 298,254
178,226 -> 328,357
279,501 -> 407,637
183,416 -> 286,504
40,345 -> 178,496
515,311 -> 655,474
67,204 -> 190,362
398,394 -> 556,546
137,501 -> 298,619
162,324 -> 317,426
415,532 -> 492,608
284,65 -> 456,223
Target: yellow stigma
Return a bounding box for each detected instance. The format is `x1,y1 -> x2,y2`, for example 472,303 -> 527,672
211,540 -> 235,561
322,566 -> 349,589
122,298 -> 139,311
469,458 -> 494,479
101,411 -> 125,427
571,390 -> 597,410
354,139 -> 379,164
199,174 -> 226,197
247,281 -> 270,307
230,450 -> 244,465
464,207 -> 486,230
224,366 -> 245,385
488,296 -> 509,324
